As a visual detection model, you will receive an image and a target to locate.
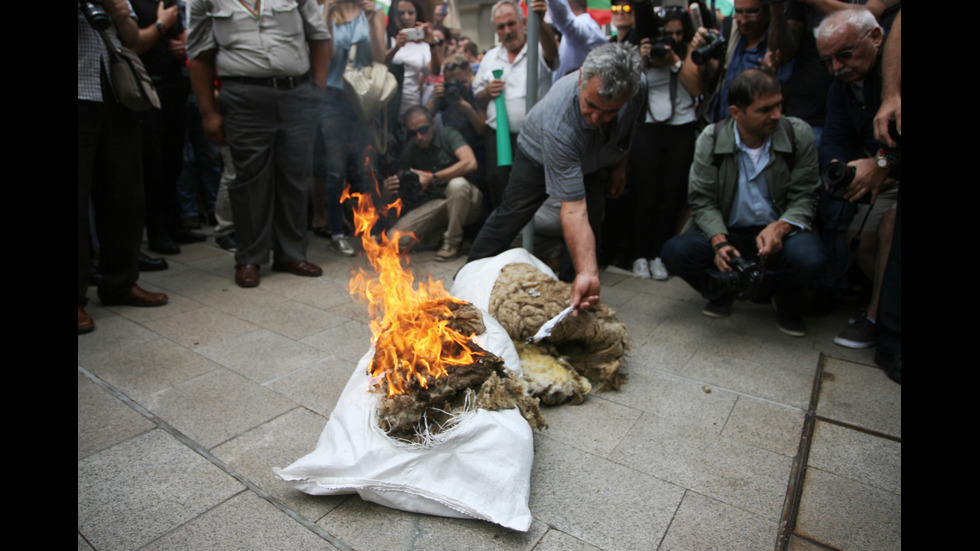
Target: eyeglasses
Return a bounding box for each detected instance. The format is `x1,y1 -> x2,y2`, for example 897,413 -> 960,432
444,61 -> 470,72
818,28 -> 873,65
408,125 -> 431,137
611,4 -> 632,14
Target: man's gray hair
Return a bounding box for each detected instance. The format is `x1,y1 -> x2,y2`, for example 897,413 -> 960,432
814,7 -> 881,43
580,43 -> 643,99
490,0 -> 525,22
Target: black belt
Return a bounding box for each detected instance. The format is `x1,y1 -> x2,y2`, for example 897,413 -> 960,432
222,72 -> 310,90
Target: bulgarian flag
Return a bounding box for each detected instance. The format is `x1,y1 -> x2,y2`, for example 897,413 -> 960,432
586,0 -> 612,27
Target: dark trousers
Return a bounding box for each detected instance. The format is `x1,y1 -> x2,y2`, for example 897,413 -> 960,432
485,127 -> 519,209
467,147 -> 607,281
875,185 -> 901,354
661,227 -> 827,318
78,93 -> 144,302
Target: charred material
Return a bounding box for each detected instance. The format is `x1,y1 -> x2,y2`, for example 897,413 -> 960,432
372,299 -> 545,443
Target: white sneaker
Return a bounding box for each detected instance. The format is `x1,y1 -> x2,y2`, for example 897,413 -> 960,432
632,258 -> 651,279
649,257 -> 668,280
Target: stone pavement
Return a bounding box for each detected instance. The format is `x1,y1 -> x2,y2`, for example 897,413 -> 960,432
78,237 -> 901,551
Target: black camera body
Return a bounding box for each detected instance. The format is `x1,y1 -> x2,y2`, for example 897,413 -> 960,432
81,0 -> 111,31
704,255 -> 767,301
398,170 -> 425,210
692,30 -> 726,65
436,80 -> 467,112
648,30 -> 678,60
822,160 -> 872,205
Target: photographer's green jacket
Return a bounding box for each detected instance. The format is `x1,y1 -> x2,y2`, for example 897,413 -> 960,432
683,116 -> 820,240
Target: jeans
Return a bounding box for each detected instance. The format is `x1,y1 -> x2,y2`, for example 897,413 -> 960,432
661,226 -> 827,318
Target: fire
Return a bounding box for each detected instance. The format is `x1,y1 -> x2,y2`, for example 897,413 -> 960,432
341,181 -> 485,397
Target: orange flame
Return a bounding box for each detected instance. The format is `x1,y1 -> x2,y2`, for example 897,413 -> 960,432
342,170 -> 484,397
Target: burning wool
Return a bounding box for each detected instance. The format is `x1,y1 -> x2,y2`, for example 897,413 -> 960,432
340,186 -> 544,442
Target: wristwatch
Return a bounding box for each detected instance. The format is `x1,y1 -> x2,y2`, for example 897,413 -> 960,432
874,148 -> 900,169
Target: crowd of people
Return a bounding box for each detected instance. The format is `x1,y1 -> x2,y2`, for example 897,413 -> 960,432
78,0 -> 900,383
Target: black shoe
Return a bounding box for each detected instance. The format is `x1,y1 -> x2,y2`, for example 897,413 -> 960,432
138,253 -> 169,271
172,228 -> 207,243
148,238 -> 181,255
874,350 -> 901,384
215,233 -> 237,252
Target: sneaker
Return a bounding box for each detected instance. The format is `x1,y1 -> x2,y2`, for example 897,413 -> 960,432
834,315 -> 875,349
649,257 -> 668,280
772,296 -> 806,337
435,242 -> 460,262
777,316 -> 807,337
329,235 -> 356,257
632,258 -> 651,279
703,297 -> 734,318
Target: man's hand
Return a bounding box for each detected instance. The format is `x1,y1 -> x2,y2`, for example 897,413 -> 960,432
845,157 -> 889,203
570,272 -> 601,316
486,78 -> 505,99
873,94 -> 901,148
530,0 -> 547,17
169,35 -> 186,60
201,110 -> 226,146
756,220 -> 791,257
608,164 -> 627,198
760,49 -> 782,74
409,168 -> 434,191
713,243 -> 740,272
382,174 -> 401,201
156,0 -> 178,30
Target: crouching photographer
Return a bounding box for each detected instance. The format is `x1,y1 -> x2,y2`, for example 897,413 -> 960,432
382,106 -> 483,262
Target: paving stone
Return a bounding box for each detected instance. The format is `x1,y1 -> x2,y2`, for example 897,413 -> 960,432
530,433 -> 685,550
212,408 -> 348,523
723,396 -> 806,457
659,491 -> 777,551
144,368 -> 296,449
532,529 -> 602,551
142,306 -> 260,349
143,491 -> 339,551
808,421 -> 901,495
319,496 -> 548,551
795,468 -> 901,551
78,373 -> 154,460
77,430 -> 244,551
818,357 -> 901,438
196,329 -> 327,385
535,395 -> 641,457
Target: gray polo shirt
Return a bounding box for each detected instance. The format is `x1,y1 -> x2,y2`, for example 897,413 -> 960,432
517,70 -> 646,201
187,0 -> 331,77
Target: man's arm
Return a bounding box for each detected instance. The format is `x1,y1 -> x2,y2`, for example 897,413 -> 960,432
309,39 -> 332,90
411,145 -> 478,189
767,3 -> 803,69
560,198 -> 601,314
874,8 -> 900,147
130,0 -> 180,55
687,124 -> 730,241
189,51 -> 225,146
776,118 -> 821,228
105,0 -> 139,47
532,0 -> 559,70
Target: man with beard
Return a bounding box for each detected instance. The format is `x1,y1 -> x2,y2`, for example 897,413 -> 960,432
661,69 -> 826,337
472,0 -> 557,208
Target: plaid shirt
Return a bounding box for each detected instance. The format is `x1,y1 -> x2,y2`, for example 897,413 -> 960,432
77,4 -> 136,102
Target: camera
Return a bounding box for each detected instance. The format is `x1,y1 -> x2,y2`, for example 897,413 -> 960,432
822,160 -> 873,205
704,255 -> 767,301
647,29 -> 678,60
398,170 -> 425,209
436,79 -> 466,112
81,1 -> 111,31
692,29 -> 726,65
403,27 -> 425,41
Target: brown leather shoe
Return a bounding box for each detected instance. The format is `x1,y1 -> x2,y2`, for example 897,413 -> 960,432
99,285 -> 169,307
78,305 -> 95,334
235,264 -> 260,287
271,260 -> 323,277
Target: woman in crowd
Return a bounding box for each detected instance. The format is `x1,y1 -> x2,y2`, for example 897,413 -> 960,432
385,0 -> 433,117
629,7 -> 707,280
310,0 -> 387,256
